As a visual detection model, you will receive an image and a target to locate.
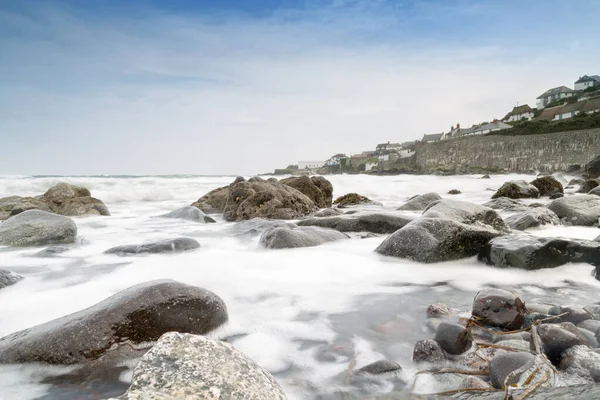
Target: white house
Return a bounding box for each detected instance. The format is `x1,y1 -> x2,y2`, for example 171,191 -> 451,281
471,120 -> 512,135
502,104 -> 535,122
536,86 -> 576,109
298,161 -> 325,170
365,161 -> 379,172
422,133 -> 443,143
325,153 -> 347,167
376,142 -> 402,154
538,98 -> 600,121
574,75 -> 600,91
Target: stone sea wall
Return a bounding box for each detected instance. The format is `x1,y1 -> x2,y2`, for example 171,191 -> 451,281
415,128 -> 600,173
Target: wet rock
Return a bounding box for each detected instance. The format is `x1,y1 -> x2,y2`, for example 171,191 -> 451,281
298,213 -> 413,234
230,219 -> 295,239
118,332 -> 286,400
577,328 -> 599,348
584,304 -> 600,319
550,192 -> 564,199
579,180 -> 599,193
483,197 -> 528,212
159,206 -> 216,223
375,217 -> 502,263
479,235 -> 600,270
259,225 -> 348,249
452,384 -> 600,400
471,288 -> 526,330
550,306 -> 593,325
481,175 -> 491,179
104,237 -> 200,255
523,312 -> 556,328
333,193 -> 373,208
422,199 -> 509,232
0,210 -> 77,246
448,189 -> 462,195
0,269 -> 23,289
435,322 -> 472,355
495,339 -> 531,351
530,176 -> 564,196
280,175 -> 333,208
578,320 -> 600,335
313,208 -> 342,217
426,303 -> 452,318
191,185 -> 229,213
459,376 -> 491,390
35,246 -> 71,257
589,186 -> 600,196
488,352 -> 535,388
586,155 -> 600,178
560,345 -> 600,381
493,332 -> 530,343
397,192 -> 442,211
547,195 -> 600,226
504,208 -> 560,231
412,339 -> 445,363
492,180 -> 540,199
357,360 -> 402,375
0,280 -> 228,365
534,322 -> 588,364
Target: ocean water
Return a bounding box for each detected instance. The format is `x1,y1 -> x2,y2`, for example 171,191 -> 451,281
0,173 -> 599,399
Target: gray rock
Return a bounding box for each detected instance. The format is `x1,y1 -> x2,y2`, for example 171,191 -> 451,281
35,246 -> 71,257
160,206 -> 216,223
451,384 -> 600,399
492,180 -> 540,199
560,345 -> 600,381
118,332 -> 286,400
280,175 -> 333,208
230,218 -> 295,239
412,339 -> 445,363
586,155 -> 600,178
397,192 -> 442,211
550,192 -> 564,199
534,322 -> 588,364
589,186 -> 600,196
105,237 -> 200,255
530,176 -> 564,196
259,225 -> 349,249
551,306 -> 593,325
434,322 -> 472,355
426,303 -> 452,318
488,351 -> 535,388
483,197 -> 528,212
313,208 -> 342,217
458,376 -> 491,390
297,213 -> 413,234
191,185 -> 229,214
504,208 -> 560,230
493,332 -> 530,343
357,360 -> 402,375
375,217 -> 502,263
578,320 -> 600,335
579,180 -> 599,193
494,339 -> 531,351
0,269 -> 23,289
547,195 -> 600,226
422,199 -> 509,232
0,280 -> 228,365
471,288 -> 526,330
577,328 -> 599,348
0,210 -> 77,246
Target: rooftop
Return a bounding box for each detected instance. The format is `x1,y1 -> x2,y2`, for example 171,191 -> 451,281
422,133 -> 443,141
537,86 -> 575,99
503,104 -> 533,120
575,75 -> 600,84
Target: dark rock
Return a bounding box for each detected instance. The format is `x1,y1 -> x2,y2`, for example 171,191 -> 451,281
534,322 -> 588,364
479,235 -> 600,270
448,189 -> 461,195
422,199 -> 509,232
0,280 -> 228,365
567,164 -> 582,174
492,180 -> 540,199
297,213 -> 413,234
560,345 -> 600,381
230,218 -> 295,239
586,155 -> 600,178
313,208 -> 341,217
530,176 -> 564,196
480,175 -> 491,179
549,306 -> 592,325
483,197 -> 528,212
504,208 -> 560,230
488,352 -> 535,388
35,246 -> 71,257
579,180 -> 600,193
375,217 -> 502,263
259,225 -> 348,249
471,288 -> 526,330
589,186 -> 600,196
397,193 -> 442,211
569,178 -> 585,186
280,175 -> 333,208
191,185 -> 229,213
119,332 -> 286,400
434,322 -> 472,355
159,206 -> 216,223
412,339 -> 445,363
547,195 -> 600,226
426,303 -> 452,318
0,210 -> 77,246
0,269 -> 23,289
523,312 -> 556,328
550,192 -> 564,199
357,360 -> 402,375
105,237 -> 200,255
333,193 -> 373,208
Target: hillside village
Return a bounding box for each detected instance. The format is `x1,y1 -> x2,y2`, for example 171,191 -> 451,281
276,74 -> 600,175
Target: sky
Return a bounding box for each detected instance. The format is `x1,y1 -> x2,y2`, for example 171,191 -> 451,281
1,0 -> 599,175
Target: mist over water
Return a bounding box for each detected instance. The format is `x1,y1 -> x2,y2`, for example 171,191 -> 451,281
1,173 -> 599,399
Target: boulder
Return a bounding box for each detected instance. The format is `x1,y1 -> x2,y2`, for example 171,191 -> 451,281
35,246 -> 71,257
483,197 -> 528,212
40,183 -> 110,217
0,210 -> 77,246
451,385 -> 600,400
412,339 -> 445,363
578,320 -> 600,335
479,235 -> 600,270
280,175 -> 333,208
375,218 -> 502,263
481,175 -> 491,179
503,208 -> 560,231
471,288 -> 526,330
422,199 -> 509,232
105,237 -> 200,255
0,280 -> 228,365
230,218 -> 295,239
530,176 -> 564,196
534,322 -> 588,364
0,269 -> 23,290
0,196 -> 51,219
259,225 -> 349,249
333,193 -> 372,208
448,189 -> 461,195
118,332 -> 286,400
356,360 -> 402,375
458,376 -> 491,390
550,192 -> 564,199
488,352 -> 535,388
547,195 -> 600,226
314,208 -> 342,217
434,323 -> 472,355
191,185 -> 230,213
579,180 -> 600,193
549,306 -> 592,325
297,213 -> 413,234
397,193 -> 442,211
426,303 -> 452,318
492,180 -> 540,199
585,155 -> 600,178
560,345 -> 600,381
160,206 -> 216,223
589,186 -> 600,196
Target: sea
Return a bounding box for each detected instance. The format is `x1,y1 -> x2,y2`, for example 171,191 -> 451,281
0,173 -> 599,399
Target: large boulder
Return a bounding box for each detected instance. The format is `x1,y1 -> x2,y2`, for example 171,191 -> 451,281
160,206 -> 216,223
397,193 -> 442,211
560,345 -> 600,381
471,288 -> 526,330
280,175 -> 333,208
105,237 -> 200,255
534,322 -> 588,364
259,225 -> 349,249
483,197 -> 528,212
374,218 -> 502,263
547,195 -> 600,226
191,185 -> 230,214
434,323 -> 472,355
0,269 -> 23,290
492,180 -> 540,199
488,352 -> 535,389
479,235 -> 600,270
118,332 -> 286,400
0,210 -> 77,246
333,193 -> 373,208
297,213 -> 413,234
586,155 -> 600,178
530,176 -> 564,196
0,280 -> 228,365
579,180 -> 600,193
422,199 -> 509,232
504,208 -> 560,230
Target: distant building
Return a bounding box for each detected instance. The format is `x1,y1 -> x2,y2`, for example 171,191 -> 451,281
422,133 -> 443,143
537,98 -> 600,121
471,120 -> 512,135
536,86 -> 576,109
325,153 -> 347,167
298,161 -> 325,169
502,104 -> 535,123
376,142 -> 402,154
401,141 -> 416,150
574,75 -> 600,91
365,161 -> 379,172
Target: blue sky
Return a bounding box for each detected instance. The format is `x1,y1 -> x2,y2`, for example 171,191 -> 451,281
1,0 -> 599,175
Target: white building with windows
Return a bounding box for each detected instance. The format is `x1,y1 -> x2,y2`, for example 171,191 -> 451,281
536,86 -> 576,109
502,104 -> 535,122
574,75 -> 600,91
298,161 -> 325,169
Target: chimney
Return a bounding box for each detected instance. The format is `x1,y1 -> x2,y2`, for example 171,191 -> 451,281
457,123 -> 460,129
